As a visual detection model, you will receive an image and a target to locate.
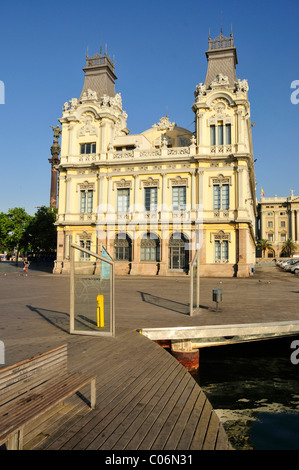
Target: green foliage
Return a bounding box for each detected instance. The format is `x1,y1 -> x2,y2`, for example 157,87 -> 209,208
257,239 -> 274,257
0,206 -> 57,255
281,238 -> 297,257
24,206 -> 57,252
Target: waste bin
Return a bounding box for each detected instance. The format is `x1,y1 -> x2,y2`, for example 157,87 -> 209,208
212,289 -> 222,303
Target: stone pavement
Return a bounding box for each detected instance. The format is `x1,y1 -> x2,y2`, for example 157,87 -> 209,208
0,262 -> 298,366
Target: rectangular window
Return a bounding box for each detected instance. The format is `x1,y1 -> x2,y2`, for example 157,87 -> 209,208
280,221 -> 286,227
215,240 -> 228,261
213,185 -> 221,210
213,184 -> 229,210
117,188 -> 130,212
281,233 -> 287,242
268,221 -> 273,228
79,239 -> 91,260
141,246 -> 157,261
144,187 -> 157,211
268,233 -> 274,241
172,186 -> 186,210
225,124 -> 231,145
221,184 -> 229,210
218,122 -> 224,145
80,143 -> 96,154
210,125 -> 216,146
80,190 -> 93,213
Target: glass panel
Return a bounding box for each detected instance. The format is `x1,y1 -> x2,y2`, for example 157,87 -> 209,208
87,190 -> 93,213
145,187 -> 157,211
80,190 -> 86,213
222,240 -> 228,260
218,122 -> 223,145
117,188 -> 130,212
213,185 -> 220,210
210,125 -> 216,146
172,186 -> 186,210
222,184 -> 229,210
70,244 -> 114,336
215,240 -> 221,260
226,124 -> 231,144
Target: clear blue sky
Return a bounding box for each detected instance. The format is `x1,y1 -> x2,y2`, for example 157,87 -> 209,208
0,0 -> 298,215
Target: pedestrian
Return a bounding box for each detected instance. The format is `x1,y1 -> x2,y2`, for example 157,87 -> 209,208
23,258 -> 30,272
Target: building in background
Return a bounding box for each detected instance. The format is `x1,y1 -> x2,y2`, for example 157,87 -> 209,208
257,191 -> 299,257
53,31 -> 257,277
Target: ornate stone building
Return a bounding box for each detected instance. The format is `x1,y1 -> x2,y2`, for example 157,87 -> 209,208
53,31 -> 257,277
257,191 -> 299,257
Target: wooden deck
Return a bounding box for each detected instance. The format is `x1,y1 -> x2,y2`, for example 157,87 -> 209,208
18,330 -> 231,450
0,271 -> 234,451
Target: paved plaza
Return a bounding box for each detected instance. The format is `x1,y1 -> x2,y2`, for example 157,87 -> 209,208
0,260 -> 298,366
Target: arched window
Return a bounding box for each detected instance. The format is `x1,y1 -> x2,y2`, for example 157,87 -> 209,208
169,233 -> 189,271
114,233 -> 132,261
140,233 -> 160,262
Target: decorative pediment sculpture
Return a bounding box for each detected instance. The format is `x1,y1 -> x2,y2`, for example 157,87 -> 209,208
152,115 -> 175,131
211,74 -> 229,87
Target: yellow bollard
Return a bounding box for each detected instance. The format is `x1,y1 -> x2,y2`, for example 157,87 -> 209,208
96,295 -> 104,327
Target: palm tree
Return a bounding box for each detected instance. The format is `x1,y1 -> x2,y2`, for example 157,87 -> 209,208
281,238 -> 297,257
257,239 -> 274,258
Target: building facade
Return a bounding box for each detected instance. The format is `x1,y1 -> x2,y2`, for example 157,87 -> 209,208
257,191 -> 299,257
53,31 -> 257,277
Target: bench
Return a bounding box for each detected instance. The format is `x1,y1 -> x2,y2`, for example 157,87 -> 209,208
0,344 -> 96,450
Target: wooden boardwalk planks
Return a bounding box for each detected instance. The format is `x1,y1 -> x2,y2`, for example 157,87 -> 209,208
23,330 -> 232,451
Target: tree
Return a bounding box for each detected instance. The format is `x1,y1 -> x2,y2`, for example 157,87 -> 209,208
4,208 -> 32,264
257,239 -> 274,258
281,238 -> 297,257
0,212 -> 9,253
23,206 -> 57,253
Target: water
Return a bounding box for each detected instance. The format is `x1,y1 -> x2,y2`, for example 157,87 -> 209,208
191,337 -> 299,450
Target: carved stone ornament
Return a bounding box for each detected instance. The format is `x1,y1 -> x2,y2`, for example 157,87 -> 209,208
211,174 -> 231,186
168,175 -> 188,188
115,178 -> 131,189
194,83 -> 207,98
213,230 -> 230,241
141,177 -> 159,188
100,93 -> 122,109
152,116 -> 175,131
235,78 -> 249,93
78,113 -> 98,137
211,74 -> 229,88
69,98 -> 78,110
78,231 -> 92,240
78,181 -> 94,191
81,89 -> 98,101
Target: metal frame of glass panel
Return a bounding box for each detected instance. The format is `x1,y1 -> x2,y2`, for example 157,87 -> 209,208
189,250 -> 200,316
70,243 -> 115,337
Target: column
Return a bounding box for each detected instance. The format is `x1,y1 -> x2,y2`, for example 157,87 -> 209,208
191,170 -> 196,211
68,124 -> 74,156
134,174 -> 139,212
197,170 -> 204,208
237,168 -> 244,210
65,176 -> 71,214
292,210 -> 296,240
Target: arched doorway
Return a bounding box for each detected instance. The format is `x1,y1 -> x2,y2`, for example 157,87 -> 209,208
114,233 -> 132,261
169,233 -> 189,272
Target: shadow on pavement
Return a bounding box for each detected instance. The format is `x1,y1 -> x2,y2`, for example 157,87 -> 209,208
27,305 -> 70,333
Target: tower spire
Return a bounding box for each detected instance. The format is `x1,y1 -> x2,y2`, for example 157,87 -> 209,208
80,46 -> 117,100
204,28 -> 238,88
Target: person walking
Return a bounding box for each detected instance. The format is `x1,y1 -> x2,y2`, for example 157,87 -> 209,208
23,258 -> 30,273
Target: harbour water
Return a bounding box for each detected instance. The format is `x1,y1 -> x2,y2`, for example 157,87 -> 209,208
191,336 -> 299,450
